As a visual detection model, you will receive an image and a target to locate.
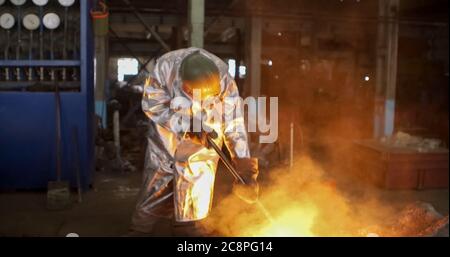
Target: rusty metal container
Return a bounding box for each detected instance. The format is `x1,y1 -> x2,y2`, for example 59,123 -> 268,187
352,140 -> 449,189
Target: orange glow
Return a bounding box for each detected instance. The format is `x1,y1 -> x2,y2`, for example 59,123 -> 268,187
185,159 -> 216,219
200,155 -> 398,237
251,204 -> 317,236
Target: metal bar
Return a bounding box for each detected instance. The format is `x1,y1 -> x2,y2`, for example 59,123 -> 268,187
120,0 -> 171,52
0,81 -> 80,90
16,5 -> 22,81
0,60 -> 81,67
72,127 -> 82,203
206,136 -> 245,185
39,6 -> 45,81
206,136 -> 274,222
50,30 -> 55,81
62,6 -> 69,81
107,6 -> 448,27
55,84 -> 62,181
290,122 -> 294,169
28,30 -> 33,81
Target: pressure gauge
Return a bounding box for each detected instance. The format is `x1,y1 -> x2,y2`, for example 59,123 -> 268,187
10,0 -> 27,6
32,0 -> 48,6
0,0 -> 6,6
23,13 -> 40,30
58,0 -> 75,7
43,12 -> 60,29
0,13 -> 15,29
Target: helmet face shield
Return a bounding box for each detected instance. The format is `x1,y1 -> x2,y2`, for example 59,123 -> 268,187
180,51 -> 221,100
182,73 -> 221,100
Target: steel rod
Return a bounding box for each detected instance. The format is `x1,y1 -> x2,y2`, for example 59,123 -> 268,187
206,136 -> 274,222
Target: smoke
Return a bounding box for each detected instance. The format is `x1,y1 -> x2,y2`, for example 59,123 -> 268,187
195,1 -> 446,236
200,154 -> 397,237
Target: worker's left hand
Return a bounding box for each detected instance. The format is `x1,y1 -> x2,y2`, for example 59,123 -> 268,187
232,157 -> 259,204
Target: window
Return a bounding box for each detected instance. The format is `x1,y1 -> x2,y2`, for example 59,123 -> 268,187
228,59 -> 236,78
239,65 -> 246,79
227,59 -> 247,79
117,58 -> 139,82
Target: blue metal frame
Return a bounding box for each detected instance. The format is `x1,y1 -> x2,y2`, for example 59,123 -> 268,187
0,60 -> 81,67
0,0 -> 94,189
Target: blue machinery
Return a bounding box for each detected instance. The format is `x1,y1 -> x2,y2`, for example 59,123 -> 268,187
0,0 -> 94,189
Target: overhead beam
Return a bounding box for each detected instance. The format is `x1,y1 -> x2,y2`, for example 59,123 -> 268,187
120,0 -> 171,52
204,0 -> 240,37
109,42 -> 236,57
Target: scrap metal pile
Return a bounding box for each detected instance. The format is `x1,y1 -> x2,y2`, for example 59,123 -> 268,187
362,202 -> 449,237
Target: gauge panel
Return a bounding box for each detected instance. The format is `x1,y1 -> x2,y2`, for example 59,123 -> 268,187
23,13 -> 40,30
43,12 -> 60,29
0,13 -> 15,29
58,0 -> 75,7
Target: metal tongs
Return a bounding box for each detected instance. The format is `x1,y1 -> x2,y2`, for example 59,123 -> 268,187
206,136 -> 274,223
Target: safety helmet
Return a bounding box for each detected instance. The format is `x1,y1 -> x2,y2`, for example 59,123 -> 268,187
180,51 -> 221,100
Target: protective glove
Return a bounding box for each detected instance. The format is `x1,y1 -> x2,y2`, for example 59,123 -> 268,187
232,157 -> 259,204
184,116 -> 218,148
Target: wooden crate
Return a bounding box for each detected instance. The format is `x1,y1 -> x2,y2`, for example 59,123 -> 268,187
352,140 -> 449,189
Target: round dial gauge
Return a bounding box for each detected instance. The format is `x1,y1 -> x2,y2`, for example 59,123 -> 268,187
43,12 -> 60,29
0,0 -> 6,6
0,13 -> 15,29
10,0 -> 27,6
32,0 -> 48,6
58,0 -> 75,7
23,13 -> 40,30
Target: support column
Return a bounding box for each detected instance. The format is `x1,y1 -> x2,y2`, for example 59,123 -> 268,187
374,0 -> 399,139
188,0 -> 204,48
94,31 -> 109,128
245,17 -> 262,97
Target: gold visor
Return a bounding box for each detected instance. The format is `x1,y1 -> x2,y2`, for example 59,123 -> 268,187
182,74 -> 221,100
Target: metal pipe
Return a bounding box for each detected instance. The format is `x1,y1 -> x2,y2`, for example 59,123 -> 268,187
72,127 -> 82,203
55,84 -> 62,181
113,110 -> 121,162
15,5 -> 22,81
27,30 -> 33,81
4,30 -> 10,81
50,29 -> 55,81
72,28 -> 78,81
62,7 -> 69,81
39,6 -> 44,81
290,122 -> 294,169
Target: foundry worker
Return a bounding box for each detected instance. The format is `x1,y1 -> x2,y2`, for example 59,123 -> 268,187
129,48 -> 259,235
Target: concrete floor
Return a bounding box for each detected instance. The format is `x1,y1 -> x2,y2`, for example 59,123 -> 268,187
0,164 -> 448,237
0,171 -> 141,236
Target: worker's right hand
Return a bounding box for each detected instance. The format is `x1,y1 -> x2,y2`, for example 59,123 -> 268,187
184,116 -> 218,148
